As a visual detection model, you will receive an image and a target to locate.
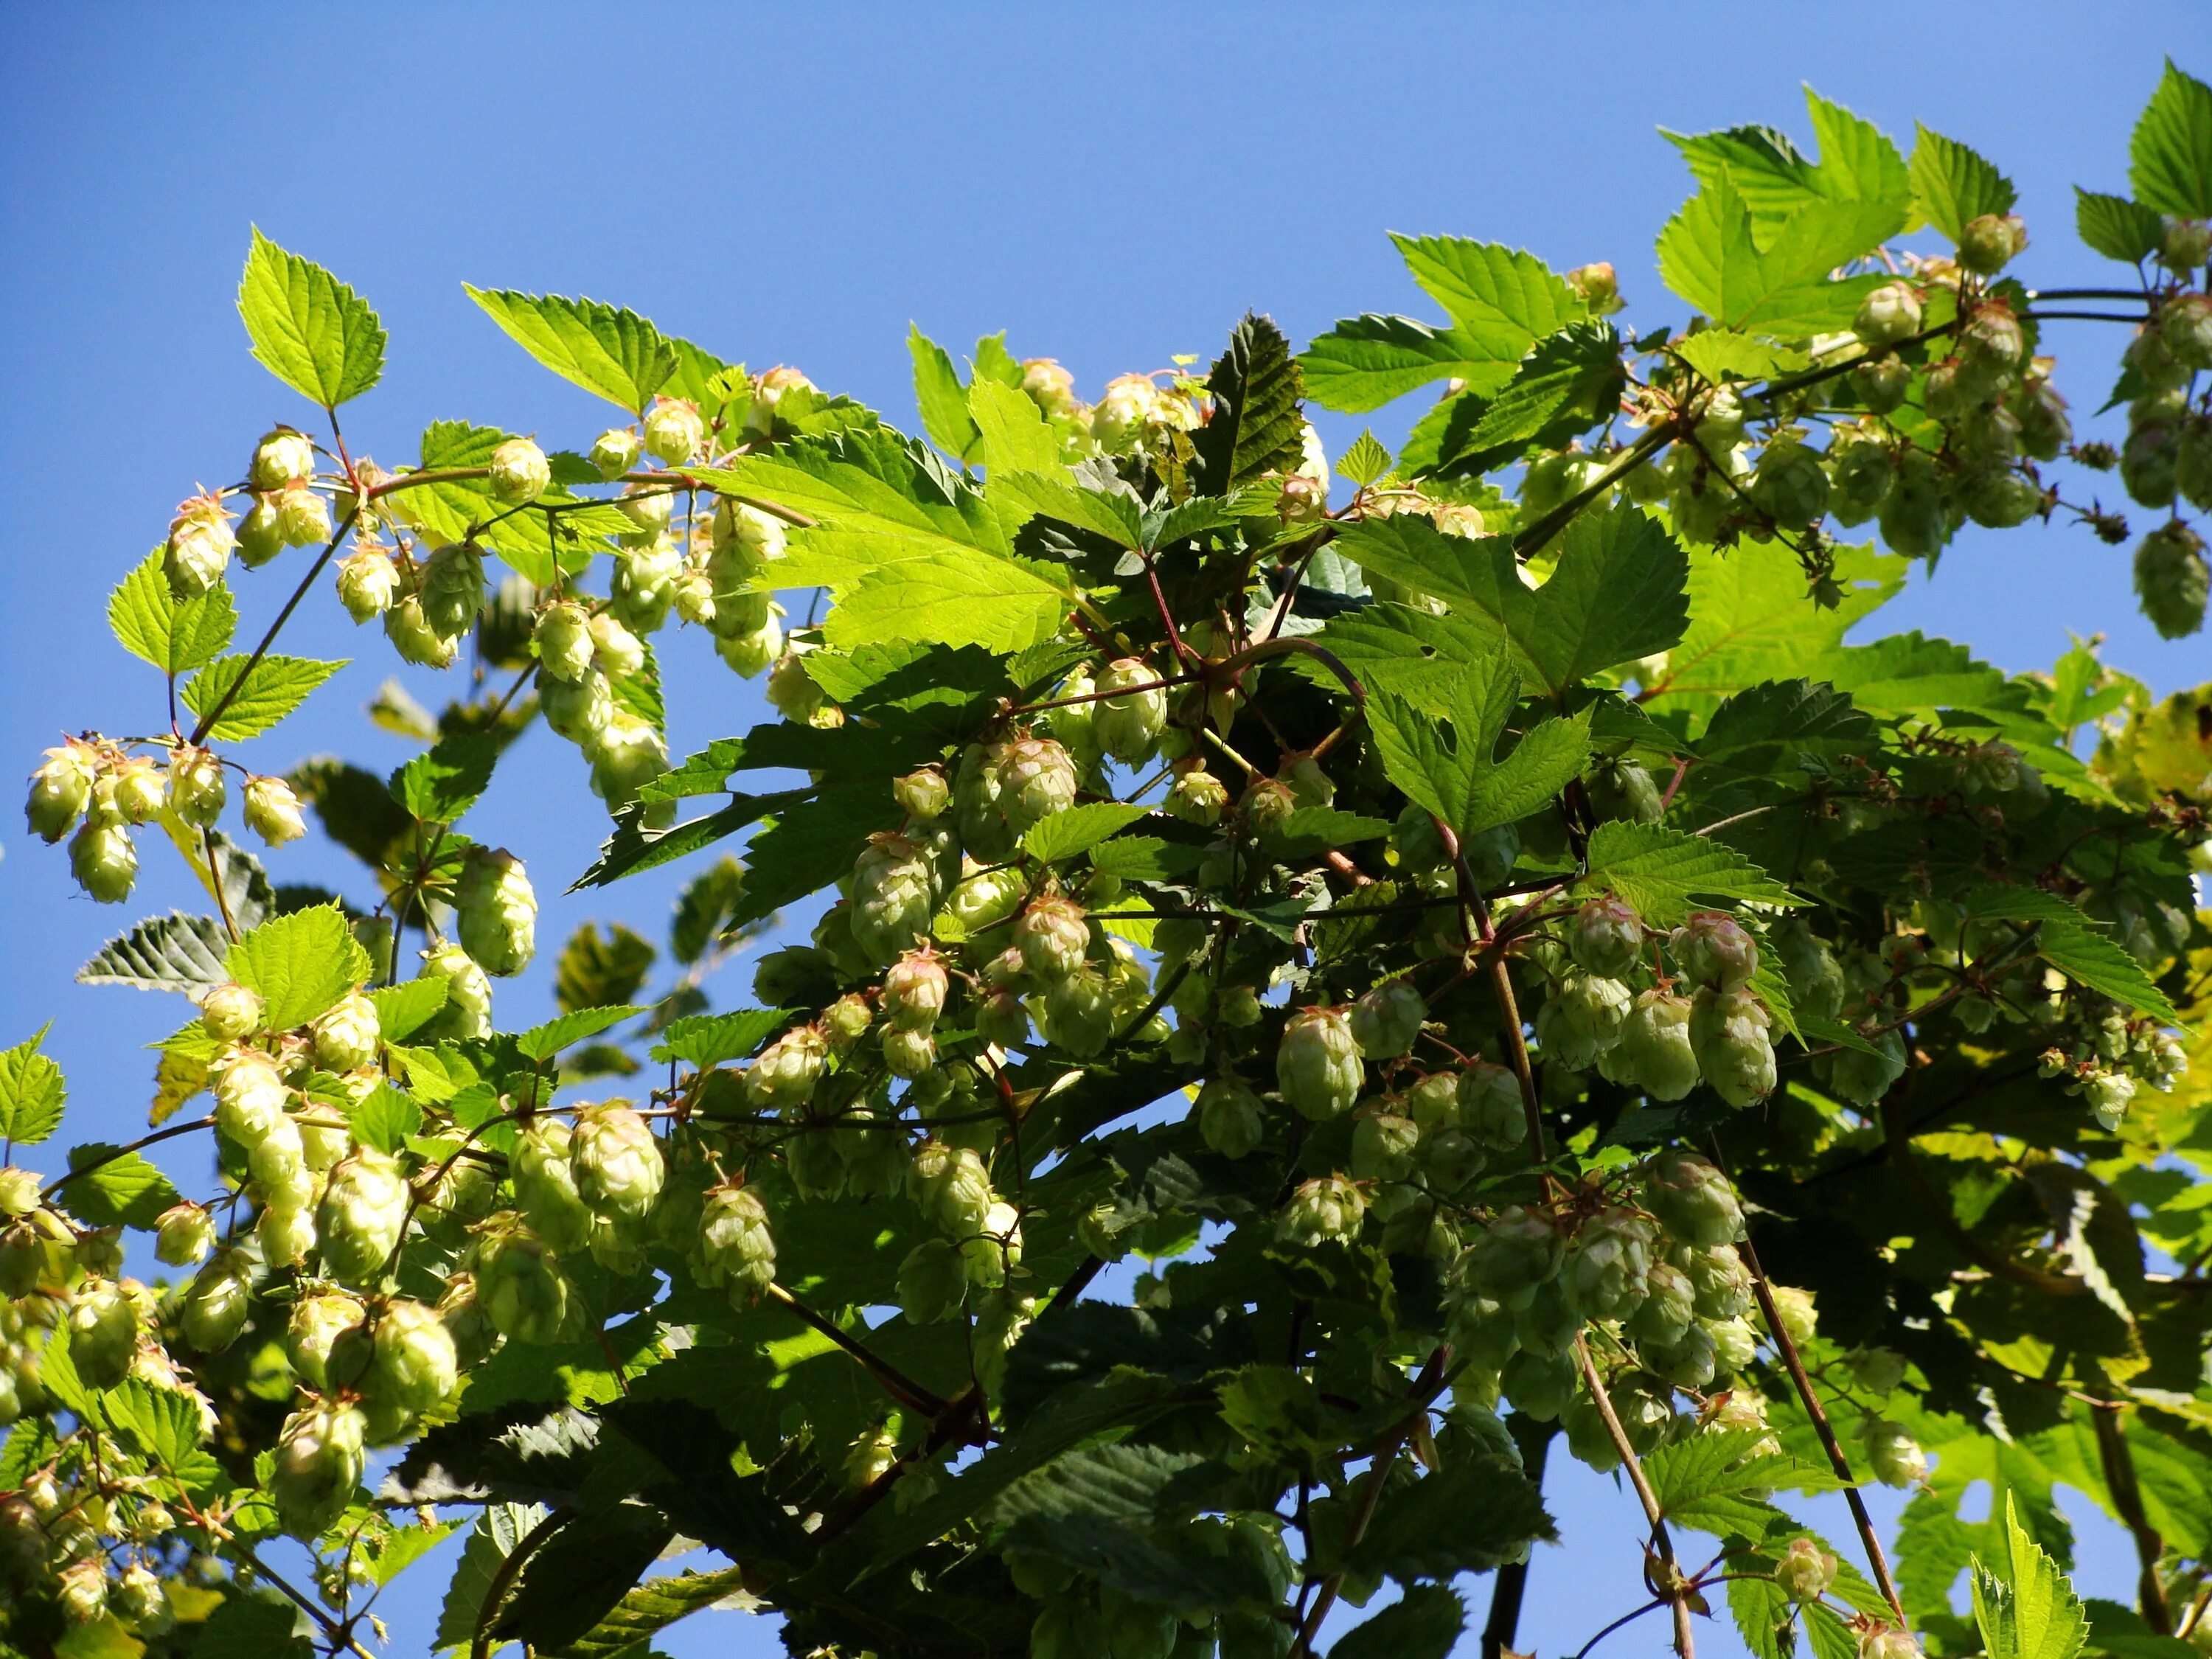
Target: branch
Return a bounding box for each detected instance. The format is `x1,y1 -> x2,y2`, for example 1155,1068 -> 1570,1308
1880,1100 -> 2085,1295
189,505 -> 362,743
1572,1335 -> 1694,1659
765,1281 -> 951,1418
41,1117 -> 215,1202
1706,1137 -> 1907,1626
1481,1419 -> 1553,1659
2090,1400 -> 2172,1634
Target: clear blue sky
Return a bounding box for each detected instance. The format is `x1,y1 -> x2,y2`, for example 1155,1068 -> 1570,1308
1,4 -> 2198,1654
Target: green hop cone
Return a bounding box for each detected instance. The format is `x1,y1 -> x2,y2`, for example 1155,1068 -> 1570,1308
897,1237 -> 968,1324
1827,1027 -> 1908,1106
154,1200 -> 217,1267
1863,1418 -> 1927,1487
475,1220 -> 577,1343
1600,989 -> 1700,1101
1534,973 -> 1631,1069
1100,1589 -> 1178,1659
1278,1174 -> 1368,1247
1672,910 -> 1758,989
2160,291 -> 2212,371
311,990 -> 380,1071
2015,376 -> 2073,462
1015,896 -> 1090,984
642,397 -> 706,464
1562,1208 -> 1655,1321
167,743 -> 226,828
2175,417 -> 2212,510
1752,438 -> 1832,531
1276,1006 -> 1363,1120
179,1254 -> 254,1353
1826,434 -> 1896,526
1468,1206 -> 1565,1310
1957,211 -> 2027,274
1351,1107 -> 1421,1186
24,740 -> 96,843
1955,301 -> 2026,400
454,846 -> 538,977
1195,1074 -> 1265,1159
1166,762 -> 1228,827
610,540 -> 681,634
1688,986 -> 1777,1107
909,1139 -> 994,1237
417,942 -> 493,1040
259,1203 -> 316,1267
1860,1628 -> 1923,1659
585,712 -> 671,810
111,1562 -> 170,1636
589,425 -> 641,479
1500,1347 -> 1578,1422
288,1287 -> 366,1389
1585,758 -> 1663,824
2121,418 -> 2180,508
1852,354 -> 1910,414
1877,446 -> 1946,558
419,540 -> 486,640
67,1278 -> 141,1391
1349,978 -> 1425,1058
1627,1259 -> 1697,1347
316,1150 -> 411,1284
1459,1060 -> 1527,1150
1773,918 -> 1845,1018
69,815 -> 137,903
513,1119 -> 591,1250
851,832 -> 939,964
489,437 -> 550,504
533,601 -> 597,683
696,1183 -> 777,1304
993,735 -> 1079,835
1034,961 -> 1116,1054
1852,281 -> 1923,346
571,1102 -> 667,1223
164,495 -> 234,598
250,426 -> 317,490
1570,897 -> 1644,979
883,949 -> 950,1031
1680,1242 -> 1754,1319
962,1199 -> 1023,1287
438,1273 -> 499,1368
1641,1321 -> 1719,1388
363,1297 -> 459,1422
198,981 -> 264,1043
385,592 -> 458,667
942,860 -> 1024,936
1642,1150 -> 1744,1247
2134,521 -> 2208,639
745,1023 -> 830,1109
274,481 -> 332,547
894,766 -> 950,821
1775,1537 -> 1838,1603
1093,656 -> 1168,762
271,1401 -> 367,1539
335,549 -> 397,621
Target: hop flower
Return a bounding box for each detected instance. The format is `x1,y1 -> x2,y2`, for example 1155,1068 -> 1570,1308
1020,357 -> 1078,418
198,981 -> 264,1042
214,1048 -> 291,1144
1534,973 -> 1632,1069
259,1202 -> 317,1267
490,437 -> 550,503
250,427 -> 318,490
419,540 -> 486,640
1853,281 -> 1923,346
1349,978 -> 1426,1058
287,1287 -> 366,1388
164,495 -> 235,598
1958,211 -> 2028,274
271,1401 -> 367,1538
241,773 -> 306,847
910,1139 -> 994,1237
1642,1150 -> 1745,1246
25,740 -> 97,842
512,1119 -> 591,1249
610,538 -> 681,633
316,1150 -> 410,1284
1093,658 -> 1167,762
274,481 -> 333,547
179,1254 -> 254,1352
2134,521 -> 2208,640
532,601 -> 596,683
1688,987 -> 1777,1107
898,1237 -> 967,1324
152,1200 -> 215,1267
364,1297 -> 459,1420
335,549 -> 398,621
1827,1027 -> 1909,1107
1276,1006 -> 1363,1120
696,1183 -> 777,1303
1601,989 -> 1701,1101
591,426 -> 643,480
386,593 -> 459,667
167,744 -> 227,828
308,990 -> 380,1071
745,1022 -> 831,1110
1467,1206 -> 1564,1308
1627,1259 -> 1697,1348
1860,1627 -> 1922,1659
714,611 -> 784,678
1563,1208 -> 1656,1321
883,949 -> 950,1032
1278,1175 -> 1368,1247
765,650 -> 827,724
476,1220 -> 577,1344
1015,896 -> 1091,984
1351,1107 -> 1420,1184
644,397 -> 707,464
1770,1284 -> 1818,1348
111,1562 -> 170,1635
418,942 -> 493,1040
2160,292 -> 2212,371
58,1557 -> 108,1625
1862,1418 -> 1927,1487
1195,1074 -> 1265,1159
1037,964 -> 1114,1056
994,736 -> 1079,835
1753,439 -> 1832,531
70,817 -> 137,903
1569,897 -> 1644,979
1166,763 -> 1228,827
453,846 -> 537,976
571,1102 -> 667,1222
68,1277 -> 141,1391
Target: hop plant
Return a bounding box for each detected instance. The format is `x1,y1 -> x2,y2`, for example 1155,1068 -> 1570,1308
1535,973 -> 1632,1068
1349,978 -> 1426,1058
490,436 -> 551,503
67,1278 -> 140,1391
1641,1150 -> 1745,1245
1093,657 -> 1168,762
1278,1175 -> 1368,1246
418,942 -> 493,1040
696,1183 -> 777,1303
1601,989 -> 1701,1100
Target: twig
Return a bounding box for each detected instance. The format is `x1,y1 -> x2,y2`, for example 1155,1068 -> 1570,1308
1572,1335 -> 1694,1659
189,506 -> 361,742
2090,1400 -> 2171,1633
765,1281 -> 952,1417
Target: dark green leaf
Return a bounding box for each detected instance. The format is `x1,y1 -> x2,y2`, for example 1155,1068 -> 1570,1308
554,924 -> 656,1013
391,731 -> 499,827
77,913 -> 231,995
1346,1458 -> 1555,1582
1265,809 -> 1393,855
291,757 -> 417,873
1192,312 -> 1307,495
437,1502 -> 552,1651
1436,320 -> 1622,470
669,855 -> 748,965
1657,172 -> 1891,335
650,1008 -> 792,1068
545,1566 -> 751,1659
572,790 -> 804,890
1583,820 -> 1800,926
60,1144 -> 181,1229
193,1592 -> 313,1659
1023,803 -> 1152,863
1329,1585 -> 1466,1659
493,1506 -> 675,1652
1391,235 -> 1585,357
1299,313 -> 1510,414
2037,922 -> 2181,1026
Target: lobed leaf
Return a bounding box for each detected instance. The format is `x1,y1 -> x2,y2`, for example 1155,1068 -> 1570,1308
226,905 -> 373,1029
1583,819 -> 1800,926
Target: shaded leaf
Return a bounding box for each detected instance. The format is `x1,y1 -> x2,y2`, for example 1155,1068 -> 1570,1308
391,731 -> 499,826
555,924 -> 656,1013
1023,803 -> 1152,863
77,914 -> 231,995
1192,312 -> 1307,494
1583,819 -> 1800,926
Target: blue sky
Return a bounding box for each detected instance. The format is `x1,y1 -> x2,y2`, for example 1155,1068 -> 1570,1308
1,4 -> 2201,1655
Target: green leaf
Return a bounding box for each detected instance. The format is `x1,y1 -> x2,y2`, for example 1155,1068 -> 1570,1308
2129,61 -> 2212,219
2037,922 -> 2183,1026
1657,172 -> 1892,335
1023,803 -> 1152,863
108,549 -> 237,675
181,653 -> 347,741
60,1144 -> 182,1230
1909,125 -> 2019,240
1392,234 -> 1585,356
1583,819 -> 1800,927
555,923 -> 656,1013
0,1026 -> 66,1146
1696,678 -> 1877,775
650,1007 -> 792,1068
1192,312 -> 1307,494
1439,320 -> 1623,469
391,731 -> 498,826
1649,1427 -> 1838,1535
1366,648 -> 1522,832
1472,712 -> 1595,835
1666,94 -> 1908,240
77,912 -> 232,994
1512,505 -> 1691,697
237,227 -> 386,408
669,855 -> 748,966
1335,431 -> 1393,487
367,977 -> 449,1043
193,1593 -> 313,1659
105,1377 -> 206,1470
437,1502 -> 551,1651
992,472 -> 1144,549
1299,313 -> 1512,414
1346,1458 -> 1556,1582
226,905 -> 372,1029
516,1006 -> 647,1062
1265,808 -> 1394,855
1673,330 -> 1808,384
824,544 -> 1071,655
544,1565 -> 751,1659
908,324 -> 981,462
464,286 -> 677,411
361,1515 -> 465,1589
969,378 -> 1062,475
2073,189 -> 2166,265
1972,1493 -> 2090,1659
345,1083 -> 422,1155
573,790 -> 802,890
1329,1585 -> 1466,1659
1088,837 -> 1187,883
971,331 -> 1023,387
